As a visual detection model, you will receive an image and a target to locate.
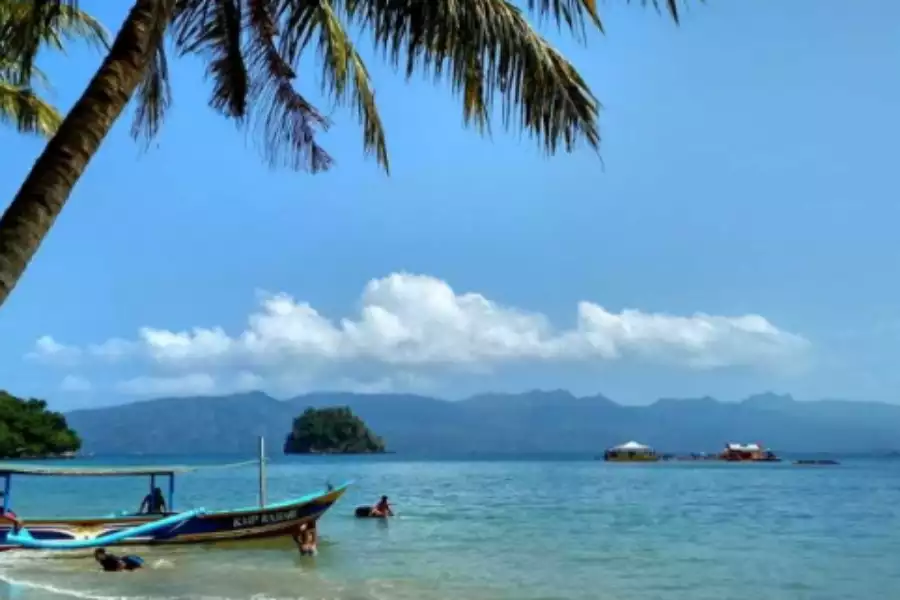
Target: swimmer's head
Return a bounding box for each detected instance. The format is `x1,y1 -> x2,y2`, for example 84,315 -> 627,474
94,548 -> 106,560
381,495 -> 388,502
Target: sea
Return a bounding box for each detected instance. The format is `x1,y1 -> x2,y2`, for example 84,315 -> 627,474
0,455 -> 898,600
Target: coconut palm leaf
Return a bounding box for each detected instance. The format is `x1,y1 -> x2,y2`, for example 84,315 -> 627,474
0,1 -> 108,138
0,0 -> 110,87
0,0 -> 685,310
0,79 -> 61,135
129,0 -> 176,144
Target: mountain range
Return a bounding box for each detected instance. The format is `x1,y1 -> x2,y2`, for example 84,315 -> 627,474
63,390 -> 900,456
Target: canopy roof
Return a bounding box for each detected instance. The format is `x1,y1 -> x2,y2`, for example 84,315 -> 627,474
726,443 -> 761,452
0,460 -> 256,477
610,440 -> 652,451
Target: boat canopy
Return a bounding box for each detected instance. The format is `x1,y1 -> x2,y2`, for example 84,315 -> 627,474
0,460 -> 256,515
726,443 -> 761,452
0,460 -> 256,477
609,441 -> 653,451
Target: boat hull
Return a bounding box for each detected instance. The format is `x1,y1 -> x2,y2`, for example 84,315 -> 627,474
0,485 -> 347,551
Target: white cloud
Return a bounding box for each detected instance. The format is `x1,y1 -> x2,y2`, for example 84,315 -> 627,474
234,370 -> 265,391
88,338 -> 137,361
28,273 -> 810,394
113,371 -> 265,397
333,373 -> 435,394
27,336 -> 82,365
59,375 -> 92,393
115,373 -> 218,396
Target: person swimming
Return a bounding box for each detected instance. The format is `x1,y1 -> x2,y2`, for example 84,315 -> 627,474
94,548 -> 144,572
138,487 -> 167,514
292,522 -> 317,556
370,495 -> 393,517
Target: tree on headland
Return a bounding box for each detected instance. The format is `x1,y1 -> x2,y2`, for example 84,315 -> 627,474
0,1 -> 108,137
0,0 -> 683,310
0,390 -> 81,458
284,406 -> 385,454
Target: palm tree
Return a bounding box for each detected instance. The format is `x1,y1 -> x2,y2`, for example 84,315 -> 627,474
0,1 -> 107,137
0,0 -> 681,309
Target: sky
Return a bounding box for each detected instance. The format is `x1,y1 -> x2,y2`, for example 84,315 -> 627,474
0,0 -> 898,410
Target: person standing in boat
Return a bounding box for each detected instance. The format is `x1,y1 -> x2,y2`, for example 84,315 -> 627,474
138,487 -> 167,514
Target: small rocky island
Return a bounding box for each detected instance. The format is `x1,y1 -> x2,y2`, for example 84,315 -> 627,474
0,391 -> 81,459
283,406 -> 386,454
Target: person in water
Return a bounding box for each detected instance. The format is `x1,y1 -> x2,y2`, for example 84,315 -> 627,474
94,548 -> 144,572
370,495 -> 393,517
138,487 -> 167,514
0,492 -> 22,529
292,522 -> 317,556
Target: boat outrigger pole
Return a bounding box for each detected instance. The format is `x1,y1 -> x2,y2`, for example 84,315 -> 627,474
7,509 -> 205,550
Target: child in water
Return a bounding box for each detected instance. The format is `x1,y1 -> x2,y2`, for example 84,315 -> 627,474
94,548 -> 144,572
292,522 -> 317,556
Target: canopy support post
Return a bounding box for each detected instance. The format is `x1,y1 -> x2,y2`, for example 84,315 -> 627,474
168,474 -> 175,512
258,436 -> 267,508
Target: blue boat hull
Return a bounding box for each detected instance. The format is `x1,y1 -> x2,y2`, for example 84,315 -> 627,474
0,485 -> 347,551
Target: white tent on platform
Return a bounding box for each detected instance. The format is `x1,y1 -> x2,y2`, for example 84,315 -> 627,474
610,441 -> 653,452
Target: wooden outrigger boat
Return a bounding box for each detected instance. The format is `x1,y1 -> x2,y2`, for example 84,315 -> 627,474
0,460 -> 349,551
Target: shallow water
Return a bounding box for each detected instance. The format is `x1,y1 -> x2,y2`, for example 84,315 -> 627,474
0,456 -> 897,600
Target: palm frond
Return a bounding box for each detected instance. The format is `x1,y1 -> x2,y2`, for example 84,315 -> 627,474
0,80 -> 61,136
336,0 -> 601,157
242,0 -> 333,172
0,0 -> 110,86
277,0 -> 387,171
130,41 -> 172,144
130,0 -> 177,144
630,0 -> 684,24
173,0 -> 249,119
525,0 -> 603,38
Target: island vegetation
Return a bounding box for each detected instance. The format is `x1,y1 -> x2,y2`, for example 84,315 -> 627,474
0,391 -> 81,458
284,407 -> 385,455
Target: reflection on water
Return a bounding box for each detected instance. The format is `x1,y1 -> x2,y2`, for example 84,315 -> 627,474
1,456 -> 899,599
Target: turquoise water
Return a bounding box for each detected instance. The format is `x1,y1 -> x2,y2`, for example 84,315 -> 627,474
0,456 -> 898,599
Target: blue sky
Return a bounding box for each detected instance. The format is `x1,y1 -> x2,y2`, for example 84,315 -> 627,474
1,0 -> 898,410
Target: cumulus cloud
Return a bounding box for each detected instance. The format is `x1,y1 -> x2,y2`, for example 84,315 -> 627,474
27,273 -> 809,394
27,336 -> 81,365
113,371 -> 265,397
115,373 -> 218,396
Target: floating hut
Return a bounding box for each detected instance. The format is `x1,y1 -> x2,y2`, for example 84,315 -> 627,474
719,442 -> 780,462
603,441 -> 659,462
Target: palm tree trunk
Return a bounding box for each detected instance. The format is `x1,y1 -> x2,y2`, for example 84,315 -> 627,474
0,0 -> 164,309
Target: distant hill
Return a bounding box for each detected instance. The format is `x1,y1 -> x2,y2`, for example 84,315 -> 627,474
63,390 -> 900,456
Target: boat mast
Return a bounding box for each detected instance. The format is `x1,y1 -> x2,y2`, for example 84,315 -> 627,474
258,436 -> 267,508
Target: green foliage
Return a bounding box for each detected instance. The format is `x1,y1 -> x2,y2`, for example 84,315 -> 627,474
284,406 -> 385,454
4,0 -> 682,174
0,390 -> 81,458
